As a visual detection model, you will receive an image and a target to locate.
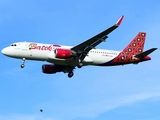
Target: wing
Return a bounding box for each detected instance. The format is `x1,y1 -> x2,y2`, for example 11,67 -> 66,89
71,15 -> 124,61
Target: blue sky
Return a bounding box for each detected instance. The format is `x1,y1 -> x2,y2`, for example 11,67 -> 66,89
0,0 -> 160,120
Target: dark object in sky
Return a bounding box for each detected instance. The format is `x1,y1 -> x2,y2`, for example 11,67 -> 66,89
40,109 -> 43,112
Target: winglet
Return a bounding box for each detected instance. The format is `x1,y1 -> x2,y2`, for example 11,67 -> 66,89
116,15 -> 124,26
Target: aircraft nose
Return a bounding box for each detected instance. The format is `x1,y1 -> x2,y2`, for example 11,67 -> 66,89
1,47 -> 9,55
1,48 -> 6,54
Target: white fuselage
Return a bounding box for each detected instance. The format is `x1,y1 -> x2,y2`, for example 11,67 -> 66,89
2,42 -> 121,66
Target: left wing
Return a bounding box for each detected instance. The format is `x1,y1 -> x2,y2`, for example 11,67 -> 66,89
71,15 -> 124,61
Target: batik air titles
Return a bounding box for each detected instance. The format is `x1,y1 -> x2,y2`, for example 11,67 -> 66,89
1,16 -> 157,78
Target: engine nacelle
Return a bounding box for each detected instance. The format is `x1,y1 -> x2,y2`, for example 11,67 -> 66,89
55,49 -> 73,59
42,64 -> 63,74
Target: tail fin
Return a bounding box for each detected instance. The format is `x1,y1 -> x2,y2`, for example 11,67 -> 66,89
108,32 -> 153,65
122,32 -> 146,56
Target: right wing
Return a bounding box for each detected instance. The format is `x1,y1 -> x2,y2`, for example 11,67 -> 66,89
71,15 -> 124,61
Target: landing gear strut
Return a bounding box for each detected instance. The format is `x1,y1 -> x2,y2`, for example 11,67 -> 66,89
68,71 -> 74,78
21,58 -> 25,68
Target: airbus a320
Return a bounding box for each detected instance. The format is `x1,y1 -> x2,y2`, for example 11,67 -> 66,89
1,16 -> 157,78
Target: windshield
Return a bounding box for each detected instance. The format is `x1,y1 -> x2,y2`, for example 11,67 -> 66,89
10,44 -> 17,46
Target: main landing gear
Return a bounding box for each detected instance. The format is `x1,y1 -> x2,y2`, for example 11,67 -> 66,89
21,58 -> 25,68
77,59 -> 83,68
77,62 -> 83,68
67,61 -> 83,78
68,71 -> 74,78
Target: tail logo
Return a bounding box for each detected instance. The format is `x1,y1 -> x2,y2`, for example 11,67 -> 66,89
109,32 -> 146,65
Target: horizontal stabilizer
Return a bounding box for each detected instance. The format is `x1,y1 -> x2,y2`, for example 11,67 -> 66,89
135,48 -> 157,58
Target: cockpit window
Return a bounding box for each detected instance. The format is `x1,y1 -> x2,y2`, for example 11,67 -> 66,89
10,44 -> 17,46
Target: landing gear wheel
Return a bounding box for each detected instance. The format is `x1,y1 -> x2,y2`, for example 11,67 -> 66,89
68,72 -> 74,78
77,63 -> 83,68
21,58 -> 25,68
21,64 -> 25,68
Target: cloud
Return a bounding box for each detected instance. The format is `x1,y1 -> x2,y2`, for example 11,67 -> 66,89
34,68 -> 160,120
0,91 -> 159,120
0,114 -> 53,120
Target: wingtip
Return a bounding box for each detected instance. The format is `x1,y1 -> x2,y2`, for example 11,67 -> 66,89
153,48 -> 158,51
116,15 -> 124,26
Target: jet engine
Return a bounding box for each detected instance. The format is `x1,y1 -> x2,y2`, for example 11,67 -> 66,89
42,64 -> 63,74
55,49 -> 74,59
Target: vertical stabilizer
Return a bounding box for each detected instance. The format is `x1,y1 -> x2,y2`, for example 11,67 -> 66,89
108,32 -> 147,65
122,32 -> 146,56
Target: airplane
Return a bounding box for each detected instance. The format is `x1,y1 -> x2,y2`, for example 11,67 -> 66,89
1,16 -> 157,78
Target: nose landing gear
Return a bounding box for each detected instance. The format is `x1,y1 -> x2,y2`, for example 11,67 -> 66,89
21,58 -> 25,68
